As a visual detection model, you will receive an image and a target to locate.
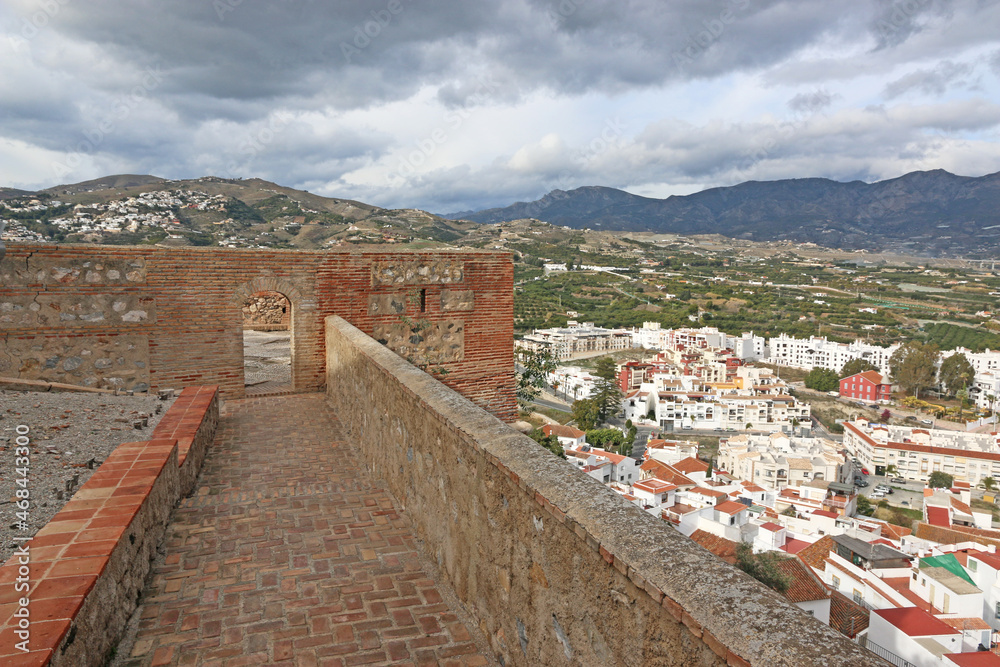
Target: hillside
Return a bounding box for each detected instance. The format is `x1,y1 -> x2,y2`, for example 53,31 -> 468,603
2,175 -> 477,249
448,170 -> 1000,257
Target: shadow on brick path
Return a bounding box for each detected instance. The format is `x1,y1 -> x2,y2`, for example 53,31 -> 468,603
119,393 -> 490,667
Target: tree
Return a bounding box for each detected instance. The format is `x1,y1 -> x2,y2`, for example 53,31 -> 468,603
734,543 -> 791,594
528,428 -> 566,459
889,341 -> 940,398
939,353 -> 975,398
855,495 -> 875,517
804,367 -> 840,392
840,358 -> 880,379
586,428 -> 626,450
928,471 -> 954,489
880,409 -> 891,423
591,357 -> 624,423
781,505 -> 797,517
983,477 -> 997,492
572,398 -> 601,431
515,348 -> 557,411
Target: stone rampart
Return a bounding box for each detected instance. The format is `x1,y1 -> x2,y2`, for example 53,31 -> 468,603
324,315 -> 887,666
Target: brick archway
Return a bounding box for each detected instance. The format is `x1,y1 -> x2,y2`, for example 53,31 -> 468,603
234,277 -> 304,394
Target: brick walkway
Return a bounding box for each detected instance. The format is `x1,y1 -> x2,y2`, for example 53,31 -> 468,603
123,393 -> 488,667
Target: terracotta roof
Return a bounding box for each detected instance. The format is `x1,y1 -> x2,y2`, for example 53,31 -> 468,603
689,529 -> 738,564
873,607 -> 960,637
796,535 -> 836,570
592,449 -> 628,465
781,538 -> 811,555
928,506 -> 951,527
542,424 -> 585,439
741,482 -> 766,493
939,617 -> 992,632
689,487 -> 728,499
951,496 -> 974,517
812,510 -> 838,519
633,479 -> 676,494
844,370 -> 887,385
880,522 -> 913,541
640,459 -> 696,487
774,557 -> 828,603
760,522 -> 783,532
829,591 -> 869,638
970,551 -> 1000,571
673,456 -> 710,474
715,501 -> 748,515
943,653 -> 1000,666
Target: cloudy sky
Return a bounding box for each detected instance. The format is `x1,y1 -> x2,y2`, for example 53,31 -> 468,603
1,0 -> 999,213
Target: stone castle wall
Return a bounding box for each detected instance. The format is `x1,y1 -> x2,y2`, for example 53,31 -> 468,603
325,315 -> 888,667
242,290 -> 291,330
0,244 -> 516,421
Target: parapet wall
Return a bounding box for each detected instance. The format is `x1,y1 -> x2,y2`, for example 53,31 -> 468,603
325,315 -> 886,667
0,244 -> 515,421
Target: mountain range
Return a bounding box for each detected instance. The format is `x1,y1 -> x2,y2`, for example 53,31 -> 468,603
446,170 -> 1000,256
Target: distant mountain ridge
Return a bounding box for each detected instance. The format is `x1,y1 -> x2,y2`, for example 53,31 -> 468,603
446,170 -> 1000,255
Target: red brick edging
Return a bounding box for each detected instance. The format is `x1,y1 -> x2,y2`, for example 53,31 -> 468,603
0,386 -> 219,666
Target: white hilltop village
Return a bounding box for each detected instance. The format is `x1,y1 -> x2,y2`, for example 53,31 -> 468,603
518,322 -> 1000,663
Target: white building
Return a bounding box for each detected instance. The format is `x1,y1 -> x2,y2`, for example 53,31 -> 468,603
843,419 -> 1000,485
717,433 -> 845,491
519,321 -> 632,360
766,334 -> 900,375
867,608 -> 964,667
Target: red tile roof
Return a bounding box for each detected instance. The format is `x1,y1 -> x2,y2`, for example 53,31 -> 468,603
633,479 -> 676,494
673,456 -> 710,474
542,424 -> 585,439
944,652 -> 1000,666
760,522 -> 783,532
928,506 -> 951,527
688,487 -> 728,499
689,529 -> 738,564
971,552 -> 1000,571
715,501 -> 748,515
797,535 -> 836,570
640,459 -> 696,487
873,607 -> 960,637
774,557 -> 828,603
812,510 -> 838,519
781,538 -> 811,555
829,591 -> 869,638
939,617 -> 991,632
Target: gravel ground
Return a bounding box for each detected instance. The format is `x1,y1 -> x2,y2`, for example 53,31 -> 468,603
243,330 -> 291,389
0,389 -> 176,565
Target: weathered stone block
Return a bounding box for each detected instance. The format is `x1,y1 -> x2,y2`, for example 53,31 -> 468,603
372,318 -> 464,365
0,255 -> 146,286
368,293 -> 408,315
0,334 -> 150,390
0,294 -> 155,328
440,289 -> 474,312
371,261 -> 464,286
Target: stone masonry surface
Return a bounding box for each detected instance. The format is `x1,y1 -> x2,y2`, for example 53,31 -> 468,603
1,245 -> 516,422
121,393 -> 490,667
325,315 -> 890,667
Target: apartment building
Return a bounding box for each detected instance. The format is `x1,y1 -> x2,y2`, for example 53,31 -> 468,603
518,321 -> 632,360
843,419 -> 1000,485
766,334 -> 900,375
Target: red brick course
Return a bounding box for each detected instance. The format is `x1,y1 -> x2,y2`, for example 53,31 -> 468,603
122,393 -> 487,667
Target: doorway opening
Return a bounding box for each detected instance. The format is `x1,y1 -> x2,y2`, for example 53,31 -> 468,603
242,290 -> 292,394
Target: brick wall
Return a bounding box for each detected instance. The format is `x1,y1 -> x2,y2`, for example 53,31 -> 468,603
0,244 -> 516,421
325,315 -> 889,667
